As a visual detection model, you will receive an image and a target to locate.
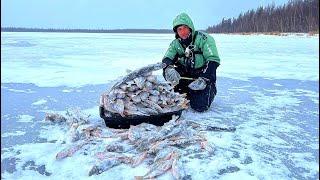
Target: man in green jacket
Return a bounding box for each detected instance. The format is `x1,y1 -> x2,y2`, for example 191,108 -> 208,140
162,13 -> 220,112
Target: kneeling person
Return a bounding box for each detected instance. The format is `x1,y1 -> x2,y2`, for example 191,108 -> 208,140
162,13 -> 220,112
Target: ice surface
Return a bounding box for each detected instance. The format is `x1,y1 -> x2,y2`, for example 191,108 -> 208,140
1,33 -> 318,87
1,32 -> 319,179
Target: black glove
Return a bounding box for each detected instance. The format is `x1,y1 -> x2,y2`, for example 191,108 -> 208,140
162,57 -> 174,68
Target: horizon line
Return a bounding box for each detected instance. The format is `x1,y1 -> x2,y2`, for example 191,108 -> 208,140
1,27 -> 174,34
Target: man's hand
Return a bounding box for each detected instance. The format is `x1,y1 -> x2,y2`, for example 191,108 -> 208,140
188,77 -> 208,90
164,65 -> 181,86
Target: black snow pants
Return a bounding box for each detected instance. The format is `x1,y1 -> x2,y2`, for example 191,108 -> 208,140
163,61 -> 219,112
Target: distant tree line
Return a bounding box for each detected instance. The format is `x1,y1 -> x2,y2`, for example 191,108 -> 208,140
1,27 -> 173,33
207,0 -> 319,33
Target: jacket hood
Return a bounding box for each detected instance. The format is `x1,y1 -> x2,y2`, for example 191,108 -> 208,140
173,13 -> 195,38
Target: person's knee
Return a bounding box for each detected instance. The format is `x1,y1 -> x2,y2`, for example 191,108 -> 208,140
188,83 -> 216,112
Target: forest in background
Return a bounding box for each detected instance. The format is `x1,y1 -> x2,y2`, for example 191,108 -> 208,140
206,0 -> 319,33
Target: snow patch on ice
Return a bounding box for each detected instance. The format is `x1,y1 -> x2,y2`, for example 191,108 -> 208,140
31,99 -> 47,106
182,84 -> 319,179
62,89 -> 73,93
2,131 -> 26,137
273,83 -> 283,87
288,152 -> 319,178
6,88 -> 35,93
17,115 -> 34,123
295,88 -> 319,104
61,88 -> 82,93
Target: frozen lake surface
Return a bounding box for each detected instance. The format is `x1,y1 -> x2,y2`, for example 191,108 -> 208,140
1,32 -> 319,179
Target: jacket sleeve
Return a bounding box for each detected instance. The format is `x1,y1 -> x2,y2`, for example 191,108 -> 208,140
202,35 -> 220,64
162,40 -> 177,65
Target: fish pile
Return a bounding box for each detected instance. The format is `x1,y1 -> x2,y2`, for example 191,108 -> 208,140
45,112 -> 236,179
87,115 -> 214,179
100,62 -> 189,117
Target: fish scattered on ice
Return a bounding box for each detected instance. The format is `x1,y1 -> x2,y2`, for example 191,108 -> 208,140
49,98 -> 235,179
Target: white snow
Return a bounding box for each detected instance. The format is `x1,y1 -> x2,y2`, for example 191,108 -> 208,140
273,83 -> 283,87
31,99 -> 47,106
62,89 -> 73,93
17,115 -> 34,123
2,131 -> 26,137
6,88 -> 35,93
295,88 -> 319,104
1,32 -> 319,179
1,33 -> 318,87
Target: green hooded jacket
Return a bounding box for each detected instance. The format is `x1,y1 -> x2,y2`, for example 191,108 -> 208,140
163,13 -> 220,69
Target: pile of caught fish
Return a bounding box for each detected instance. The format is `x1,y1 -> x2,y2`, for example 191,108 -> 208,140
100,62 -> 189,117
45,110 -> 235,179
43,63 -> 236,179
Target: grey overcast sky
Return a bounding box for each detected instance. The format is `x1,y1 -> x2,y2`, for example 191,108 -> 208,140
1,0 -> 288,29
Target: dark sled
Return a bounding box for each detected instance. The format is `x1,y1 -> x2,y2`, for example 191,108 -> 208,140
99,106 -> 183,129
